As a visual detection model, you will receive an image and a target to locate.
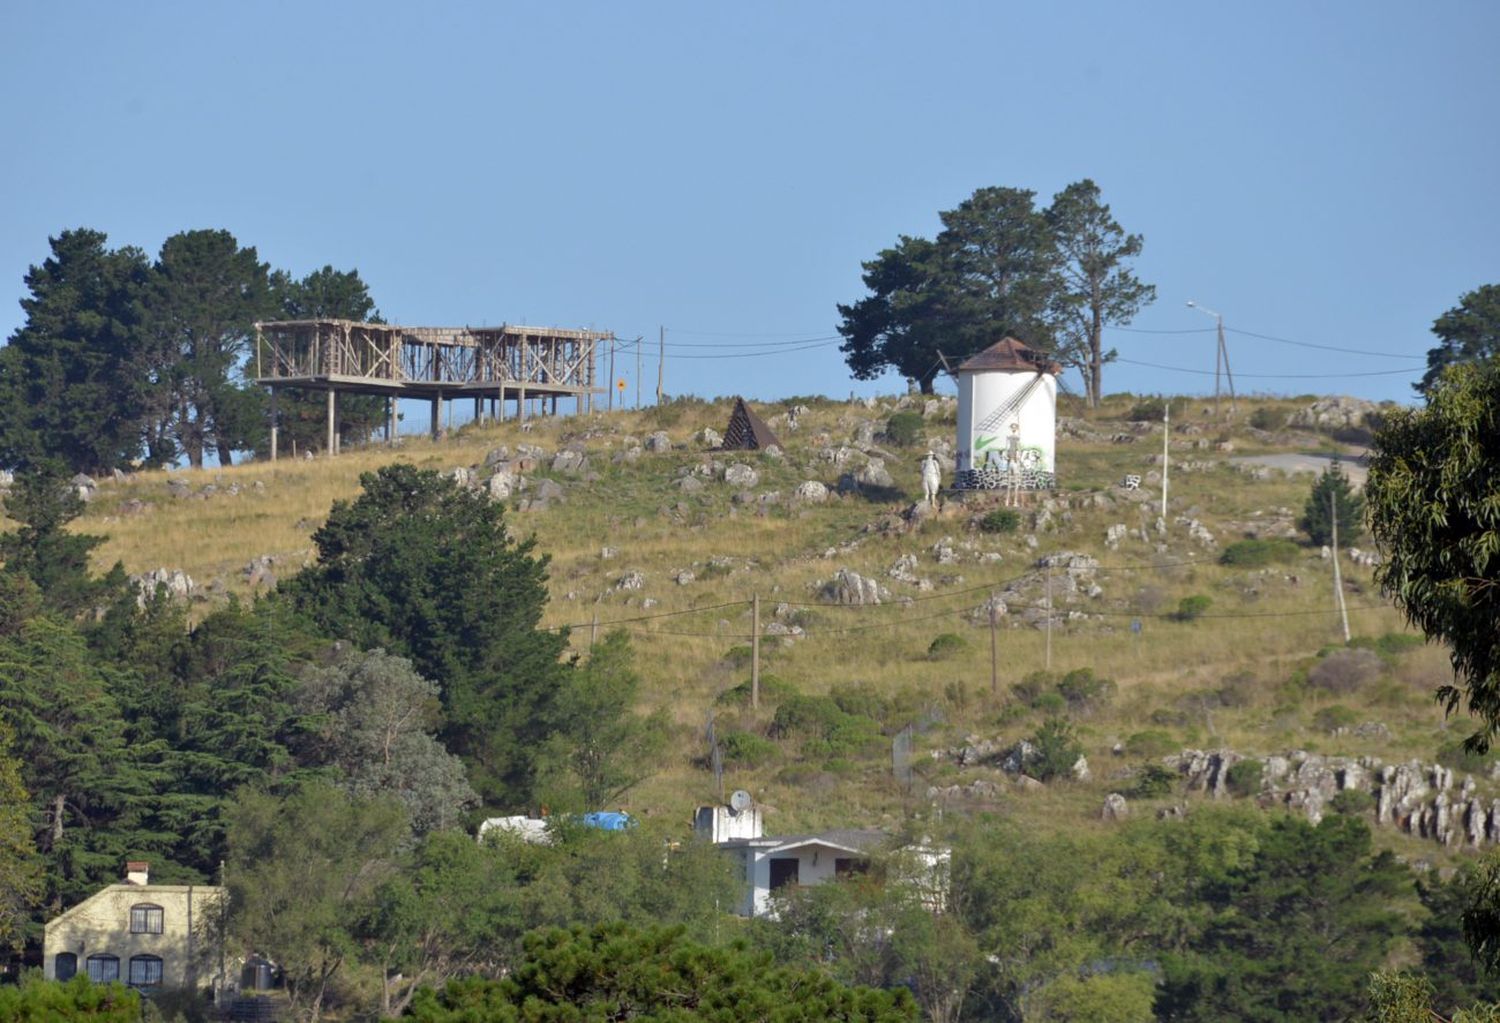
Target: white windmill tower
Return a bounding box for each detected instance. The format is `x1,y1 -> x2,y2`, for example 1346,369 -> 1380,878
953,337 -> 1061,490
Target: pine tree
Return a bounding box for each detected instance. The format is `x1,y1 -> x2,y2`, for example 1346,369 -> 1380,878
1301,460 -> 1365,547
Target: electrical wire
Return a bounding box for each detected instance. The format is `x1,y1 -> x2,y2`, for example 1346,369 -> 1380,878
1115,356 -> 1416,380
1224,327 -> 1425,361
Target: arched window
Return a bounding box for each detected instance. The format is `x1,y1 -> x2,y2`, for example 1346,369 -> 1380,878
54,952 -> 77,981
129,903 -> 164,934
86,954 -> 119,982
128,955 -> 163,987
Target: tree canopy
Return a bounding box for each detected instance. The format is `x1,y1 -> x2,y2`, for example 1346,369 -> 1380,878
836,182 -> 1153,398
1367,359 -> 1500,746
1418,283 -> 1500,395
280,464 -> 570,806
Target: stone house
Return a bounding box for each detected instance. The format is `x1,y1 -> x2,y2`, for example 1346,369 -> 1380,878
43,862 -> 226,993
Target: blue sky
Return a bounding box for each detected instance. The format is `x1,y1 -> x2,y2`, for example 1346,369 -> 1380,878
2,2 -> 1495,412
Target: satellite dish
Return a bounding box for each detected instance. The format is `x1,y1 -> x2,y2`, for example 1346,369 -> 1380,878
729,789 -> 753,813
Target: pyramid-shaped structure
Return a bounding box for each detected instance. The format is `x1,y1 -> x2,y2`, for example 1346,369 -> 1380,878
957,336 -> 1061,375
720,397 -> 780,450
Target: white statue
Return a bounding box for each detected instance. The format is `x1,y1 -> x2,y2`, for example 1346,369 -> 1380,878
920,451 -> 942,506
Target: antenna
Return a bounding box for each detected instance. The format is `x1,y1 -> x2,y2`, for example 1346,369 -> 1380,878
729,789 -> 753,813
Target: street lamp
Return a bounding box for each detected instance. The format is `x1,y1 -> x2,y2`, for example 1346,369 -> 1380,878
1186,301 -> 1236,418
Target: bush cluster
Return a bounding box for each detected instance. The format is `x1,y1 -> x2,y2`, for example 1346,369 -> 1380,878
884,411 -> 925,447
978,508 -> 1022,534
1220,538 -> 1301,567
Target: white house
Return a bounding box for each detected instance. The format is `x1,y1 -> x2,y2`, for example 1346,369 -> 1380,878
953,336 -> 1060,491
712,829 -> 887,918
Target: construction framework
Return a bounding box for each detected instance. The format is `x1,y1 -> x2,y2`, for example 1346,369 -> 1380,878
253,320 -> 612,459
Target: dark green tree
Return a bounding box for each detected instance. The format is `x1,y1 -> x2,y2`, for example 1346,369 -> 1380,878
837,236 -> 952,393
405,922 -> 919,1023
1418,284 -> 1500,395
0,719 -> 42,953
1045,179 -> 1156,407
0,229 -> 154,473
537,630 -> 667,810
266,265 -> 386,455
0,461 -> 128,618
280,464 -> 569,806
145,229 -> 272,467
0,975 -> 139,1021
837,187 -> 1059,394
1367,361 -> 1500,745
1155,814 -> 1408,1023
1300,459 -> 1365,547
1414,862 -> 1500,1013
0,610 -> 160,912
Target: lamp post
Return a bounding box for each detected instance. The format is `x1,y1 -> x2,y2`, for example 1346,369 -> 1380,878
1187,301 -> 1236,418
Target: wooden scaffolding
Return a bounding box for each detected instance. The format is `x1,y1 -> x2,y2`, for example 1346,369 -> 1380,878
253,320 -> 612,458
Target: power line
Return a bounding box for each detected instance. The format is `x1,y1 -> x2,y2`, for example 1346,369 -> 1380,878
1115,356 -> 1416,380
1109,326 -> 1217,335
1224,327 -> 1425,361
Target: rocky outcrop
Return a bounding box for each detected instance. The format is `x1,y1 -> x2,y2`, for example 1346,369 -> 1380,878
822,569 -> 888,606
1167,747 -> 1496,848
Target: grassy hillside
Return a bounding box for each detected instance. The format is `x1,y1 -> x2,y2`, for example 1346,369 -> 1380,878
74,392 -> 1470,860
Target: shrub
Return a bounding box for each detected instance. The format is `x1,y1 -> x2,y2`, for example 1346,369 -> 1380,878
1032,691 -> 1067,715
1012,671 -> 1053,708
927,632 -> 969,661
1217,671 -> 1259,708
1374,632 -> 1424,657
884,411 -> 925,447
1057,667 -> 1115,712
1125,730 -> 1177,758
770,693 -> 883,758
1127,397 -> 1175,422
1329,789 -> 1375,816
978,508 -> 1022,534
722,644 -> 753,668
1029,717 -> 1084,782
720,730 -> 777,768
829,683 -> 889,724
1130,764 -> 1178,798
1171,595 -> 1213,622
1313,704 -> 1360,733
1306,648 -> 1383,694
1248,407 -> 1289,431
1225,758 -> 1264,797
1220,538 -> 1302,568
716,673 -> 797,707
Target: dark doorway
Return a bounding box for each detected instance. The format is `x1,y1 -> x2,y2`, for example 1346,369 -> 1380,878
769,858 -> 800,890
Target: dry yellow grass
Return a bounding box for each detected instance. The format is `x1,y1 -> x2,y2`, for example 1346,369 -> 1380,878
68,393 -> 1464,849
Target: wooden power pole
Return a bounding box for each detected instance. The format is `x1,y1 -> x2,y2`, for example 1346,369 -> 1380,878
751,593 -> 761,710
656,326 -> 665,406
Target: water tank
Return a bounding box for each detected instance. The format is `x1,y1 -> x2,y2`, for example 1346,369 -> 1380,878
240,956 -> 275,992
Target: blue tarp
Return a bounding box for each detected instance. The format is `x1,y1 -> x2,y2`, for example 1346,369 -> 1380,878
579,811 -> 634,831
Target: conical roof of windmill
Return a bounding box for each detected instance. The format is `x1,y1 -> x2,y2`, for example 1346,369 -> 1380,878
957,337 -> 1061,375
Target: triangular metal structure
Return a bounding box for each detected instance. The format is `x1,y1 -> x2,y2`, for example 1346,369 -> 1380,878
720,396 -> 780,450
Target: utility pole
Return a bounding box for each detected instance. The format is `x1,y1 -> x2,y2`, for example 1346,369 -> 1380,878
635,340 -> 642,411
1330,493 -> 1351,643
1188,301 -> 1237,418
590,610 -> 599,650
751,593 -> 761,710
989,593 -> 999,695
1218,314 -> 1237,417
607,338 -> 616,412
1161,401 -> 1170,521
656,326 -> 665,406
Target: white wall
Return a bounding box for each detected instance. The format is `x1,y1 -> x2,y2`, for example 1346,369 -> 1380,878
955,370 -> 1057,475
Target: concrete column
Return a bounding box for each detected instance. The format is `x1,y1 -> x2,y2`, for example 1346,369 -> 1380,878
519,385 -> 527,422
326,388 -> 335,457
430,396 -> 440,438
269,388 -> 279,462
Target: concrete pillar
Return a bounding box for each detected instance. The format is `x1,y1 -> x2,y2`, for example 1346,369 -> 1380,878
519,385 -> 527,422
430,396 -> 440,438
387,396 -> 396,444
326,388 -> 335,457
269,388 -> 279,462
